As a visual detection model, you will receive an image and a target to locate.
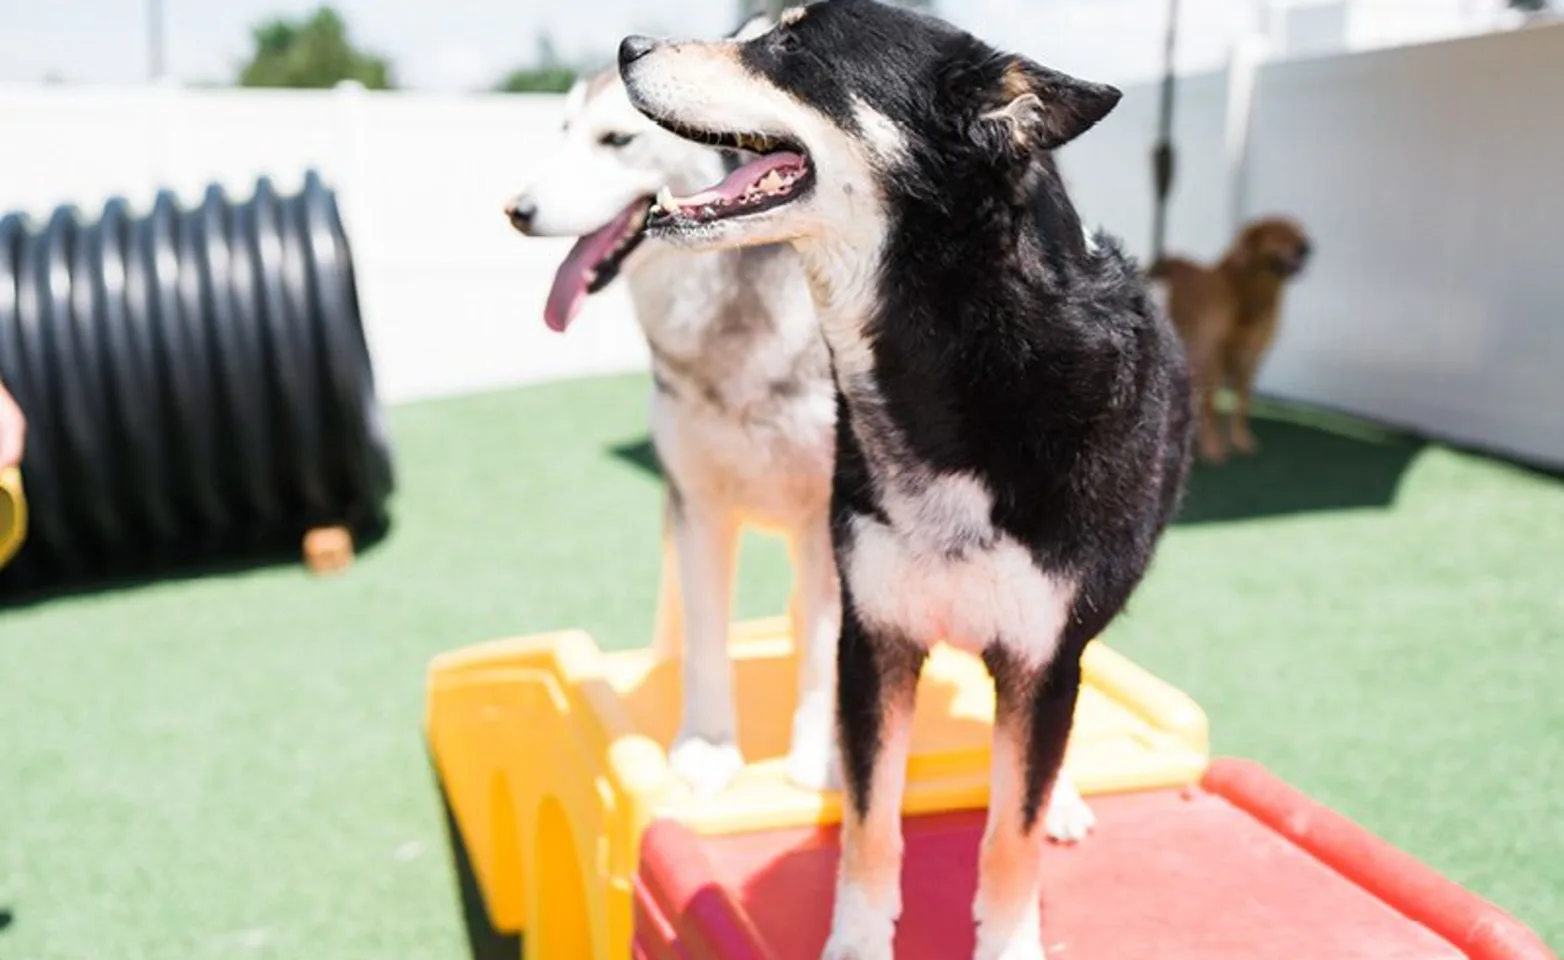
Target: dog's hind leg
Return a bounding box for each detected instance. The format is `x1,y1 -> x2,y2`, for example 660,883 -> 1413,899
667,501 -> 745,796
1224,327 -> 1274,456
1195,364 -> 1228,464
651,491 -> 684,660
786,512 -> 843,791
822,603 -> 925,960
972,644 -> 1085,960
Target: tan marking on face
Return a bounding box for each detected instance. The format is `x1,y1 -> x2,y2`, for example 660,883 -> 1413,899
681,39 -> 740,67
780,5 -> 809,26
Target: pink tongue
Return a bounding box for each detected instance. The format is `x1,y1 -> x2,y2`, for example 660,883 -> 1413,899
543,201 -> 642,333
675,151 -> 806,208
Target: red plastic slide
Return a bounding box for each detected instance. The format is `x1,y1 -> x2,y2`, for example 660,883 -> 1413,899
634,758 -> 1557,959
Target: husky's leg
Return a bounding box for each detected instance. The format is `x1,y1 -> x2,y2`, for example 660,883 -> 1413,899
786,511 -> 843,791
651,490 -> 684,660
667,500 -> 744,795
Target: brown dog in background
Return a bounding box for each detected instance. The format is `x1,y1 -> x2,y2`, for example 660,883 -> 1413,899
1151,216 -> 1312,462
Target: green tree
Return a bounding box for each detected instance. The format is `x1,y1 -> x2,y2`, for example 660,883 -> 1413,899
237,7 -> 394,89
493,33 -> 577,94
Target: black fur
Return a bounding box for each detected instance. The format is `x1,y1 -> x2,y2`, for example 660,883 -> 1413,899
743,1 -> 1194,824
982,644 -> 1082,830
837,594 -> 929,817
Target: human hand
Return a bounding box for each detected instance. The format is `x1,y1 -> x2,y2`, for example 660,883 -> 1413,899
0,379 -> 25,470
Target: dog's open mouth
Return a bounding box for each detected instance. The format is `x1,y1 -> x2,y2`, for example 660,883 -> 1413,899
543,197 -> 651,332
646,126 -> 813,229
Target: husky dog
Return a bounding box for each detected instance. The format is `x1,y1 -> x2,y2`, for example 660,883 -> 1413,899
617,2 -> 1192,957
505,14 -> 842,795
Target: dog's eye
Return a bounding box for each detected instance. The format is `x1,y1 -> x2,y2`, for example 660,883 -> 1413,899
598,132 -> 636,148
772,30 -> 801,53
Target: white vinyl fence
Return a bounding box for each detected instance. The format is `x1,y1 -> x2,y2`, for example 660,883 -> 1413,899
1058,21 -> 1564,469
0,83 -> 647,407
2,19 -> 1561,466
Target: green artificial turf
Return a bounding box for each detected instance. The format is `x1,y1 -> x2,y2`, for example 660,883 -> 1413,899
1,373 -> 1560,958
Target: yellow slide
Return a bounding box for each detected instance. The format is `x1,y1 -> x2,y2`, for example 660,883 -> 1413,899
426,614 -> 1209,960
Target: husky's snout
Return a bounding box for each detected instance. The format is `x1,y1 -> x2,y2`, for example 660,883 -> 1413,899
503,197 -> 536,234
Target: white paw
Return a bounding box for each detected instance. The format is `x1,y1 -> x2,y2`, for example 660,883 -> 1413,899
787,740 -> 842,792
975,932 -> 1047,960
973,900 -> 1044,960
786,697 -> 842,792
668,735 -> 745,796
820,882 -> 898,960
1043,776 -> 1095,844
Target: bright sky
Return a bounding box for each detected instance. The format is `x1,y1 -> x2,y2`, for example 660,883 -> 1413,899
0,0 -> 1262,92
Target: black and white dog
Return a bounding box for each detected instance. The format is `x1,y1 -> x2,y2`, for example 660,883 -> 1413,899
617,2 -> 1192,958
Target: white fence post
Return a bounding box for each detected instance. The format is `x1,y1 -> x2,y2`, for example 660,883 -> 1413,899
1222,34 -> 1269,235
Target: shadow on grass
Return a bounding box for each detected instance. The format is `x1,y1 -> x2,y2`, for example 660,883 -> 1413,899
609,437 -> 662,481
610,400 -> 1430,527
0,515 -> 393,612
434,761 -> 523,960
1175,400 -> 1425,525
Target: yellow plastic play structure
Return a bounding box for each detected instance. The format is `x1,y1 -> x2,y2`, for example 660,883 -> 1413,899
0,466 -> 26,570
425,526 -> 1210,960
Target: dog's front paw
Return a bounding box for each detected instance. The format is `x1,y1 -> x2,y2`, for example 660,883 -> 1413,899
820,882 -> 898,960
668,735 -> 745,796
1230,426 -> 1259,455
1043,776 -> 1095,844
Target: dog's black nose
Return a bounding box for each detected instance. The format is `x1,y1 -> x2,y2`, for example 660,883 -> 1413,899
504,199 -> 535,233
619,35 -> 659,70
1297,238 -> 1313,260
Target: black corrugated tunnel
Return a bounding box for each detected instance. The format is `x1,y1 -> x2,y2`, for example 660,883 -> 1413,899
0,170 -> 395,596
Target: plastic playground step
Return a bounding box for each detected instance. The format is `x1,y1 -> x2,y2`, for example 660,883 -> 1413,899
634,758 -> 1558,960
425,616 -> 1209,960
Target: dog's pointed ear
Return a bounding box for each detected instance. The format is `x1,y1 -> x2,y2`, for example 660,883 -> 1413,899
560,77 -> 589,123
975,56 -> 1121,154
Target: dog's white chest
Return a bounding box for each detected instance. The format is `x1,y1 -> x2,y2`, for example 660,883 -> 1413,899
843,474 -> 1075,667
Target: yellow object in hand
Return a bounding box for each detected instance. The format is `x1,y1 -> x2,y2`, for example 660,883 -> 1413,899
0,466 -> 26,570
